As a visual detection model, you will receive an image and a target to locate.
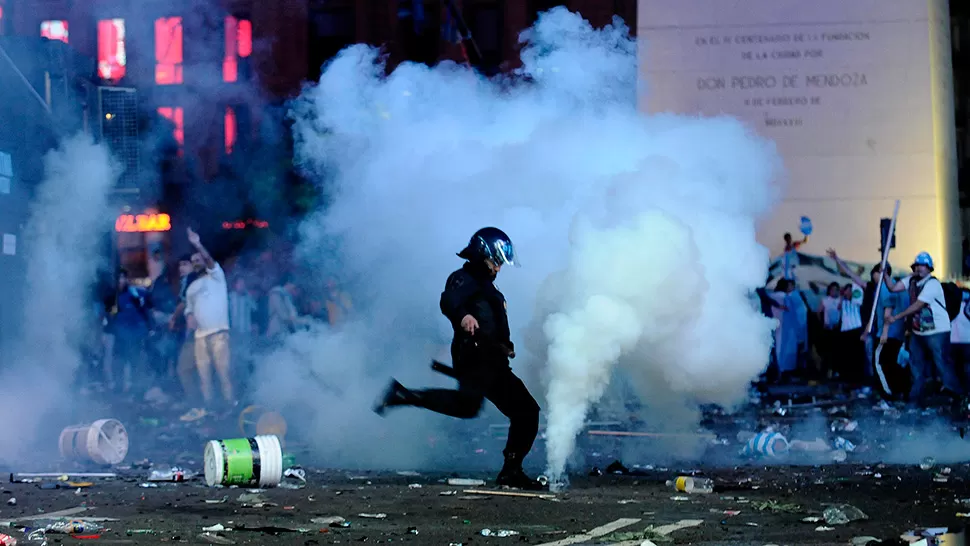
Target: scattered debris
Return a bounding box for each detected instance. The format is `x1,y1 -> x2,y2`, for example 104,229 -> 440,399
12,507 -> 90,521
58,419 -> 129,465
754,501 -> 802,513
901,527 -> 964,544
533,518 -> 640,546
357,513 -> 387,519
311,516 -> 346,526
816,526 -> 835,532
666,476 -> 713,494
148,467 -> 194,482
283,467 -> 306,483
823,504 -> 868,525
199,532 -> 234,545
45,520 -> 104,534
447,478 -> 485,486
463,489 -> 557,500
202,523 -> 230,532
601,520 -> 703,544
481,529 -> 519,537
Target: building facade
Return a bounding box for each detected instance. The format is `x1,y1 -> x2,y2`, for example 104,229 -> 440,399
0,1 -> 636,276
0,0 -> 635,172
0,36 -> 59,348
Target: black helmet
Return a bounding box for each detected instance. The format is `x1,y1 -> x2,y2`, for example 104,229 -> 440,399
457,227 -> 519,267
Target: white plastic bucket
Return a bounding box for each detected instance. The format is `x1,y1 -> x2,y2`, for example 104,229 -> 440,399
58,419 -> 129,465
204,434 -> 283,488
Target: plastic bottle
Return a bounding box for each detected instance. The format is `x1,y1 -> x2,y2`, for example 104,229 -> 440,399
666,476 -> 714,494
148,467 -> 192,482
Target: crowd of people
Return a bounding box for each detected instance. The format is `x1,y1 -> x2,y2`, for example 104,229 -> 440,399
78,222 -> 970,417
759,233 -> 970,409
82,228 -> 352,419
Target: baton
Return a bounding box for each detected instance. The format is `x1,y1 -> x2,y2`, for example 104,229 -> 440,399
431,360 -> 458,379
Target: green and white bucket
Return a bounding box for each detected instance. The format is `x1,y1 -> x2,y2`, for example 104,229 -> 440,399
204,434 -> 283,488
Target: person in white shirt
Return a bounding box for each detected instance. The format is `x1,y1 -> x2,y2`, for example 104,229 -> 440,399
838,283 -> 865,383
886,252 -> 962,404
184,228 -> 233,407
951,293 -> 970,391
816,282 -> 842,377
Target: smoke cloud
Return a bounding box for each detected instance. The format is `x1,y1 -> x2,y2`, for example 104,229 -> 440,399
257,7 -> 780,472
0,134 -> 117,466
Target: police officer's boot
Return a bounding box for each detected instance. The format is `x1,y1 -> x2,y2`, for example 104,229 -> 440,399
373,379 -> 417,416
496,451 -> 545,490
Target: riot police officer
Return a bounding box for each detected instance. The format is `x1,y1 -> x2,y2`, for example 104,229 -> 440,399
374,227 -> 543,490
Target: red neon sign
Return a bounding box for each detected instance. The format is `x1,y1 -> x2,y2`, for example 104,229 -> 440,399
222,219 -> 269,230
116,213 -> 171,233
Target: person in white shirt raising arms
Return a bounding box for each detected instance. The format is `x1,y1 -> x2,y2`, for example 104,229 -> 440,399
184,227 -> 234,409
886,252 -> 962,405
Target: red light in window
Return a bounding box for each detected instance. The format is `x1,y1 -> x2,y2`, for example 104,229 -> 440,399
223,15 -> 251,82
154,17 -> 183,85
224,107 -> 237,155
158,107 -> 185,151
238,20 -> 252,57
98,19 -> 127,82
222,219 -> 269,230
41,20 -> 69,43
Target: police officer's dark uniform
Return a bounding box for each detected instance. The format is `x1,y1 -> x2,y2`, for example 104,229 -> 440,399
374,227 -> 543,490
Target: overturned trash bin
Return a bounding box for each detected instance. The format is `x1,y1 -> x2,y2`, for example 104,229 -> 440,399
59,419 -> 129,465
204,435 -> 283,488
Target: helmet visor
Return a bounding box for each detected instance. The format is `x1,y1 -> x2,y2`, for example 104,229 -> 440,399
489,239 -> 520,268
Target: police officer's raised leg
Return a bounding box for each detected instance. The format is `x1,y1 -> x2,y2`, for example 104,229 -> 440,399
374,378 -> 484,418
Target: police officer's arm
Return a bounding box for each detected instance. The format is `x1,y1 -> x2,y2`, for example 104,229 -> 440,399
440,271 -> 478,327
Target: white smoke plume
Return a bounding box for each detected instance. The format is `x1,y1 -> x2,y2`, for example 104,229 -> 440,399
260,7 -> 780,472
0,134 -> 117,465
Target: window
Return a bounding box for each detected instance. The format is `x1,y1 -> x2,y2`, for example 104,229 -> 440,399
224,104 -> 250,156
41,20 -> 69,43
0,150 -> 11,194
223,15 -> 252,82
155,17 -> 183,85
98,19 -> 127,82
224,107 -> 236,155
465,3 -> 502,75
158,107 -> 184,153
308,5 -> 355,81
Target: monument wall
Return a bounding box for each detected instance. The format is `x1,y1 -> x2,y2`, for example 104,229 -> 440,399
637,0 -> 960,275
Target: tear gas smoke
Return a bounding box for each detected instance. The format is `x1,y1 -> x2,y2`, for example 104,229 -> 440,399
259,7 -> 779,471
0,134 -> 118,466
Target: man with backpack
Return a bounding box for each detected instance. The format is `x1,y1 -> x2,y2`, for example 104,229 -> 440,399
886,252 -> 963,404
